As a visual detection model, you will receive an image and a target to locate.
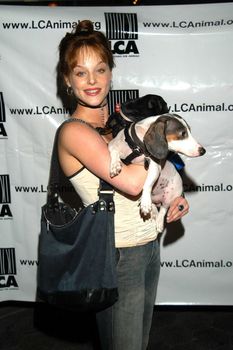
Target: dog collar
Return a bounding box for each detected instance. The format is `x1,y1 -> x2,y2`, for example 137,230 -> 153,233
119,109 -> 133,122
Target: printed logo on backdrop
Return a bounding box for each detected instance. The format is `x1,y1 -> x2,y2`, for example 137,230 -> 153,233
105,13 -> 139,57
0,248 -> 18,290
108,89 -> 139,115
0,175 -> 13,220
0,92 -> 7,139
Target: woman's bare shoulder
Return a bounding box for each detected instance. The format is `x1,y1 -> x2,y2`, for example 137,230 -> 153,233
59,118 -> 98,143
59,118 -> 95,134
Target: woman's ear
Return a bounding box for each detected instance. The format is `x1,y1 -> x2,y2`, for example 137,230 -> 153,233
109,71 -> 113,89
64,75 -> 71,87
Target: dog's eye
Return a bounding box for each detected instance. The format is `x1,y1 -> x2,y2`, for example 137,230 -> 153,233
179,130 -> 187,139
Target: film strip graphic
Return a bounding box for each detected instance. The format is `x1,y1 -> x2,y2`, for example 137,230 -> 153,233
0,175 -> 11,204
0,248 -> 17,275
108,89 -> 139,115
105,13 -> 138,40
0,92 -> 6,123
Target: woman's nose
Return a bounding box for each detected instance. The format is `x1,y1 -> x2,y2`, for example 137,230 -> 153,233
88,72 -> 96,85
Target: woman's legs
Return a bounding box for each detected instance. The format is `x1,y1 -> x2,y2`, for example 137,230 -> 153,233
142,240 -> 160,349
96,239 -> 160,350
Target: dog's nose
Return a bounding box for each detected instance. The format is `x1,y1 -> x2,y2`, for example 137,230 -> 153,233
199,147 -> 206,156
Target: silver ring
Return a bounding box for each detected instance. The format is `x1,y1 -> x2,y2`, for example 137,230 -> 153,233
178,204 -> 184,211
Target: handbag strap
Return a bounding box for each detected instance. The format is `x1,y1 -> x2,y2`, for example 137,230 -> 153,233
48,118 -> 114,204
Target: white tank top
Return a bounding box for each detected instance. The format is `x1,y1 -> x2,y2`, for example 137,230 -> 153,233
69,167 -> 158,248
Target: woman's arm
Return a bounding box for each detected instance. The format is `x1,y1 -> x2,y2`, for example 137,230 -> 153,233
58,121 -> 148,196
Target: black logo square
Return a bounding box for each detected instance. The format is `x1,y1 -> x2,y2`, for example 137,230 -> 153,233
0,92 -> 6,123
105,13 -> 138,40
0,175 -> 11,204
0,248 -> 17,275
108,89 -> 139,115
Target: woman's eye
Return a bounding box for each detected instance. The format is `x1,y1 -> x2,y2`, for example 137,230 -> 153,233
97,68 -> 105,74
75,71 -> 86,77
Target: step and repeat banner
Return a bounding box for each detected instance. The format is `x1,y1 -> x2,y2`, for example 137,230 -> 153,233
0,3 -> 233,305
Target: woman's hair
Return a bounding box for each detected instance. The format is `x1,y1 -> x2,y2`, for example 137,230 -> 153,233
58,20 -> 114,79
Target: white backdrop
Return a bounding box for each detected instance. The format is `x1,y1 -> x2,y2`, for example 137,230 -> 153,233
0,3 -> 233,305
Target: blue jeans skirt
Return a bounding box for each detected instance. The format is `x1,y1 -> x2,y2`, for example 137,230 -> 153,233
96,239 -> 160,350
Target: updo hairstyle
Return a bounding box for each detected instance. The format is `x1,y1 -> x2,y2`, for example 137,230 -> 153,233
58,20 -> 114,81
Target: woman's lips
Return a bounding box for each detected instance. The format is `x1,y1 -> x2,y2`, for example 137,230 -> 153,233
84,88 -> 101,96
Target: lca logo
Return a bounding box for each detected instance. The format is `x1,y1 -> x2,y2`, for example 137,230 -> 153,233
108,89 -> 139,115
0,92 -> 7,139
105,13 -> 139,57
0,248 -> 18,290
0,175 -> 13,219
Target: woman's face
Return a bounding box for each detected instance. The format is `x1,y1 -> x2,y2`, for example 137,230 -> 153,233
65,47 -> 112,107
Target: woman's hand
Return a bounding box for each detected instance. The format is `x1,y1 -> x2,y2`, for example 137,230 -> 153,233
166,196 -> 189,223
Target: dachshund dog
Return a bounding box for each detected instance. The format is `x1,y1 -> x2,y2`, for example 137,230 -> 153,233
108,113 -> 206,233
106,94 -> 169,137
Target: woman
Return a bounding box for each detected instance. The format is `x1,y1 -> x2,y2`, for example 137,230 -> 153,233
56,20 -> 189,350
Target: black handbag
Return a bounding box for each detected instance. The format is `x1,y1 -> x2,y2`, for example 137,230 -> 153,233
37,120 -> 118,312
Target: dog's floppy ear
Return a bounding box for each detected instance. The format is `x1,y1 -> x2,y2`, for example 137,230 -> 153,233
143,117 -> 168,159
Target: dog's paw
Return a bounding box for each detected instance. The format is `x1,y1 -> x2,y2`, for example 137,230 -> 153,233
155,207 -> 167,233
110,160 -> 123,178
140,193 -> 153,216
109,149 -> 123,177
155,218 -> 164,233
151,204 -> 159,221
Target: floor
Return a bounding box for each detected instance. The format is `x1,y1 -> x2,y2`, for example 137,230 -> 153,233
0,302 -> 233,350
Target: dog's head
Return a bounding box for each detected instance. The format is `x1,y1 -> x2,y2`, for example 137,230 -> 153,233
121,94 -> 169,122
106,94 -> 168,137
143,113 -> 206,160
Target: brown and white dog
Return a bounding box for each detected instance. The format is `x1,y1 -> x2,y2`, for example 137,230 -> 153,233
108,113 -> 206,232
